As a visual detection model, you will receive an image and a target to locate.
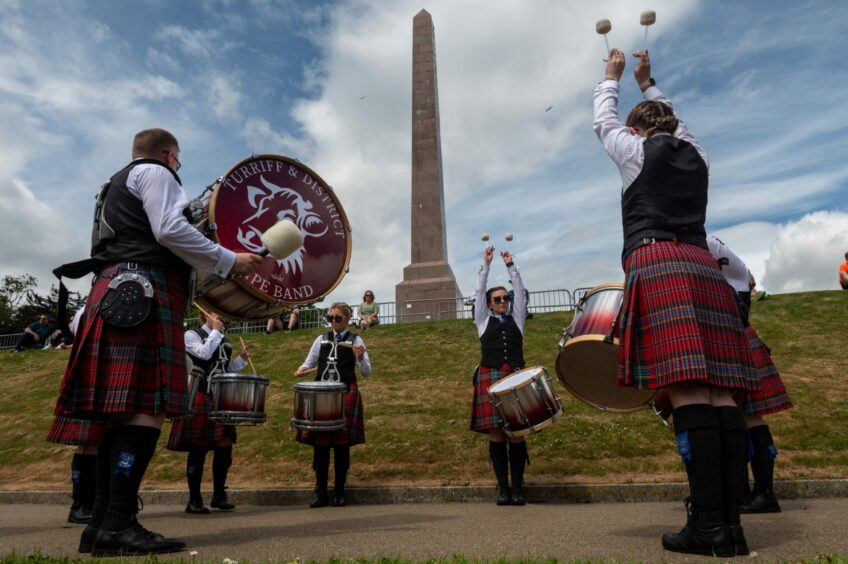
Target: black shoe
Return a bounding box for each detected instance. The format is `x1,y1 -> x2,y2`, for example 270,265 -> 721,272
511,487 -> 526,506
741,491 -> 781,513
662,522 -> 734,557
310,490 -> 329,508
185,498 -> 210,514
79,525 -> 97,553
332,491 -> 347,507
496,486 -> 511,506
92,524 -> 186,557
728,523 -> 750,555
211,492 -> 235,511
68,503 -> 93,524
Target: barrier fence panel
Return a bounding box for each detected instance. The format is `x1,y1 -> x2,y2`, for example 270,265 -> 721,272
0,333 -> 22,350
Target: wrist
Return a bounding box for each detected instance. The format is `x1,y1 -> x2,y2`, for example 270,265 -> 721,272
604,75 -> 619,82
639,77 -> 656,92
505,261 -> 515,268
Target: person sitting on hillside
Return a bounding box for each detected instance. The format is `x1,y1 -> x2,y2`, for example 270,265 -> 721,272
11,313 -> 55,352
265,306 -> 300,334
839,251 -> 848,290
357,291 -> 379,330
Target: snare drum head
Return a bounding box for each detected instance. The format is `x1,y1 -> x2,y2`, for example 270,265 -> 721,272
488,366 -> 546,395
556,335 -> 653,412
294,381 -> 347,393
207,155 -> 352,305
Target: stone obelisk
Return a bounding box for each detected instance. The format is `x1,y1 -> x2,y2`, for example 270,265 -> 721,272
395,9 -> 462,322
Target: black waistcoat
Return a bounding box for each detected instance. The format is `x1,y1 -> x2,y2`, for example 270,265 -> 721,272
621,134 -> 709,261
187,326 -> 234,377
479,316 -> 524,369
316,330 -> 357,386
91,159 -> 189,273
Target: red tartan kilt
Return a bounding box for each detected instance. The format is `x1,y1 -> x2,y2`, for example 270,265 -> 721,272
167,390 -> 237,451
735,325 -> 792,417
469,363 -> 518,433
296,381 -> 365,446
46,415 -> 106,446
54,264 -> 189,419
618,242 -> 759,391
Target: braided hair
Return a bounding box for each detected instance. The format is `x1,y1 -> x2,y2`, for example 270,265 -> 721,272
625,101 -> 678,137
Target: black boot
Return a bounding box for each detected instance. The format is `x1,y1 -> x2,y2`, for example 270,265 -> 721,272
742,424 -> 781,513
489,441 -> 510,505
332,445 -> 350,507
508,441 -> 528,506
310,446 -> 330,508
79,427 -> 117,553
211,445 -> 235,510
661,404 -> 734,557
717,406 -> 750,555
185,449 -> 209,514
68,454 -> 93,524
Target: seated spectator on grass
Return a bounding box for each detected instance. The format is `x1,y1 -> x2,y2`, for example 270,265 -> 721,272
265,306 -> 300,334
11,313 -> 55,352
357,291 -> 379,330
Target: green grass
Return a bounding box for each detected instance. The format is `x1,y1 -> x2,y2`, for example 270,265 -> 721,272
1,290 -> 846,490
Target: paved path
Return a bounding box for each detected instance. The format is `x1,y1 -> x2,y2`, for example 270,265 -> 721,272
2,498 -> 847,561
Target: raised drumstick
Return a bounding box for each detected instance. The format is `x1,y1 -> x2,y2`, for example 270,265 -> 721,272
293,366 -> 317,377
640,10 -> 656,52
595,19 -> 612,57
238,336 -> 258,374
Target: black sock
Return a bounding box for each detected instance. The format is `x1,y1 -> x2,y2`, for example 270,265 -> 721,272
716,406 -> 748,514
313,446 -> 331,492
212,445 -> 232,496
748,424 -> 776,494
508,441 -> 528,489
101,425 -> 161,532
187,448 -> 207,501
672,404 -> 723,523
333,445 -> 350,494
70,454 -> 84,506
79,453 -> 97,509
489,441 -> 509,489
90,427 -> 118,529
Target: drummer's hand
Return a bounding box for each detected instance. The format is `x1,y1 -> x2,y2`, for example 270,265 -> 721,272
293,367 -> 308,378
605,48 -> 625,81
632,50 -> 651,88
239,346 -> 251,360
232,253 -> 263,276
210,315 -> 225,333
352,343 -> 366,361
501,250 -> 513,265
483,245 -> 494,266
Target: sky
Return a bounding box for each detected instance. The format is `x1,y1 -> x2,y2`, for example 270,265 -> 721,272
1,0 -> 846,310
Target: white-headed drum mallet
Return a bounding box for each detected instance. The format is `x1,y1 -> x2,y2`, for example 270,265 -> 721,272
595,19 -> 612,58
481,232 -> 490,249
504,232 -> 513,253
640,10 -> 656,53
259,218 -> 304,260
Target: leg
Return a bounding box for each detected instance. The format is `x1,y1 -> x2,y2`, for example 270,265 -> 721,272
68,448 -> 96,524
185,448 -> 209,514
332,445 -> 351,506
211,444 -> 235,511
79,426 -> 118,553
715,404 -> 751,555
743,421 -> 781,513
488,428 -> 510,505
507,438 -> 528,505
310,445 -> 331,508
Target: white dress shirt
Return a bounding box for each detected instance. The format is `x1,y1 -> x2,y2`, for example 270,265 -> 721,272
474,263 -> 526,338
126,162 -> 235,277
593,80 -> 708,192
185,323 -> 247,373
707,235 -> 751,293
299,331 -> 371,377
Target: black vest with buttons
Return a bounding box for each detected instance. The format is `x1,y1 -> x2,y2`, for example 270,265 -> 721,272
480,316 -> 524,369
187,326 -> 234,377
621,134 -> 709,261
316,330 -> 358,386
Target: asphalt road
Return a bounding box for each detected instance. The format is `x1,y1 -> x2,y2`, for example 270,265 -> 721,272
2,498 -> 847,561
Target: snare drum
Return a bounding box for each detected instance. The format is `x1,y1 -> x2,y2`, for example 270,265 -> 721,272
290,381 -> 346,432
208,373 -> 269,425
192,154 -> 352,321
487,366 -> 562,438
556,283 -> 654,412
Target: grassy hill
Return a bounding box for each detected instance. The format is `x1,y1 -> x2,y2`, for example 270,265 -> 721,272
1,290 -> 845,491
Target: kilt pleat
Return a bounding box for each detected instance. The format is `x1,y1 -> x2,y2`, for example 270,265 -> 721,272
618,242 -> 759,391
470,363 -> 519,433
54,264 -> 189,419
738,325 -> 792,417
46,416 -> 106,446
296,380 -> 365,446
166,390 -> 237,451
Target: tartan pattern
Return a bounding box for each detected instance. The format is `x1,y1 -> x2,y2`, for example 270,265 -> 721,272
296,381 -> 365,446
738,325 -> 793,417
469,363 -> 519,433
618,242 -> 758,391
46,416 -> 106,446
54,264 -> 189,419
166,389 -> 237,451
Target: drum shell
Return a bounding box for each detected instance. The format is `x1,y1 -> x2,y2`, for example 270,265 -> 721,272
566,283 -> 624,341
208,373 -> 269,425
488,367 -> 562,438
291,381 -> 346,432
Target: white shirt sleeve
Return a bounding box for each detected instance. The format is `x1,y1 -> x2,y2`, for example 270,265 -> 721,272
299,334 -> 325,371
351,334 -> 371,377
126,163 -> 236,277
707,235 -> 750,292
508,265 -> 526,335
229,355 -> 248,373
184,326 -> 224,360
474,265 -> 490,337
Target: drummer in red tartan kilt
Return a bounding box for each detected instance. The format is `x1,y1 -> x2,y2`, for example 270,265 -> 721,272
51,128 -> 262,557
470,245 -> 530,506
595,50 -> 759,557
707,235 -> 793,515
293,302 -> 371,508
167,311 -> 251,514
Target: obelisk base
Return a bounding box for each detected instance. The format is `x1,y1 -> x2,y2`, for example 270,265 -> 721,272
395,261 -> 463,322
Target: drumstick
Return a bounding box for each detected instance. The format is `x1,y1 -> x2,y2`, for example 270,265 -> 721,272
336,341 -> 368,352
238,336 -> 258,374
293,366 -> 317,377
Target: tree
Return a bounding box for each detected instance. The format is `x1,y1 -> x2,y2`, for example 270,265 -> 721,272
0,275 -> 37,333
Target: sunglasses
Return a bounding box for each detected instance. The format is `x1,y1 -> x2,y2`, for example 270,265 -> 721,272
491,295 -> 511,304
162,150 -> 181,172
326,315 -> 344,323
364,294 -> 373,298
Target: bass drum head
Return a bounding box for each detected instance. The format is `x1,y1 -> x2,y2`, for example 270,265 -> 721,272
556,335 -> 653,413
206,154 -> 352,306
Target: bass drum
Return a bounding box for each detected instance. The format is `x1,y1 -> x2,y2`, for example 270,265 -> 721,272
193,154 -> 352,321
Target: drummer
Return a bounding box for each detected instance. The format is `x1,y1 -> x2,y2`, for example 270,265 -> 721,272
594,50 -> 758,556
167,311 -> 250,514
293,302 -> 371,508
470,245 -> 529,506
